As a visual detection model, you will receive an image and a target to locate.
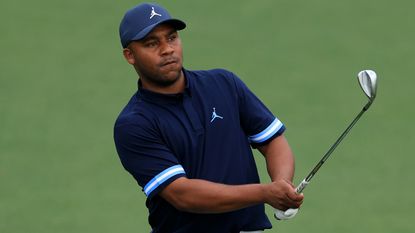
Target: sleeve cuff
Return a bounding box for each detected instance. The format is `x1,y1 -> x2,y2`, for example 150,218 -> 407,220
144,165 -> 186,197
248,118 -> 284,144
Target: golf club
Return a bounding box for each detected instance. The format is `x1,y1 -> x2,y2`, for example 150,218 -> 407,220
275,70 -> 378,219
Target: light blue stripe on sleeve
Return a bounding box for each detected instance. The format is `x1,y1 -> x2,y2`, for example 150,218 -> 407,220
248,118 -> 283,143
144,165 -> 185,197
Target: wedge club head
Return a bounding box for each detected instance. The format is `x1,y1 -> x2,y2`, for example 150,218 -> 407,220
357,70 -> 377,110
358,70 -> 377,101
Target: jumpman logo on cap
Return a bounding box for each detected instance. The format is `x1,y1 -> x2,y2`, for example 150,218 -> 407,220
150,7 -> 162,19
210,108 -> 224,123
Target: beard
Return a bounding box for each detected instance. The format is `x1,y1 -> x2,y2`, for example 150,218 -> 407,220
135,58 -> 183,88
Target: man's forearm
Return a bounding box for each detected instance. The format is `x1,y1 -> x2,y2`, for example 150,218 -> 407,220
159,135 -> 301,214
160,177 -> 270,214
258,135 -> 295,182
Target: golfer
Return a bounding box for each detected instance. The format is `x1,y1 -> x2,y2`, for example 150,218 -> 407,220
114,3 -> 304,233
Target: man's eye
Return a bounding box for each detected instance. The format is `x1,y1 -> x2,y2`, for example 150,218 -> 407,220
146,41 -> 158,47
168,34 -> 177,42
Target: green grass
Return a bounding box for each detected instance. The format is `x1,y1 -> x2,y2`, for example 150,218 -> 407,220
1,0 -> 414,232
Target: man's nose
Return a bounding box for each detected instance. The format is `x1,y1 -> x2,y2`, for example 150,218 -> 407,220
160,41 -> 174,55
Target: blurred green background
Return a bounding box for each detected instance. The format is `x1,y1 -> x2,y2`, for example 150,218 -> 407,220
1,0 -> 414,232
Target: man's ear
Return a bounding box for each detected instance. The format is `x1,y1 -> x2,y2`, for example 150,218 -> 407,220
123,48 -> 136,65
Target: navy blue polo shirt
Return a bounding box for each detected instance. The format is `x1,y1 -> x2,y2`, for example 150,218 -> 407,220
114,68 -> 285,233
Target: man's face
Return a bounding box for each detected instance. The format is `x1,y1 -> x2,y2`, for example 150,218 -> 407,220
123,24 -> 183,88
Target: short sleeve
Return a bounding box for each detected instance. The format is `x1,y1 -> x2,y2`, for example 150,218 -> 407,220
114,116 -> 186,198
230,72 -> 286,147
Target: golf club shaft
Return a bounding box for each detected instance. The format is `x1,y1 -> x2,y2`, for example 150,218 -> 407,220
296,102 -> 371,193
274,103 -> 370,219
275,70 -> 377,220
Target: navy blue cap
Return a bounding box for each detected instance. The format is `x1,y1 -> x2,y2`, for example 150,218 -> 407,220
119,3 -> 186,48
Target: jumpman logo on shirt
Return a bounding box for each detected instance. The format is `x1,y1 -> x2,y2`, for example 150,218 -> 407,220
210,107 -> 224,123
150,7 -> 162,19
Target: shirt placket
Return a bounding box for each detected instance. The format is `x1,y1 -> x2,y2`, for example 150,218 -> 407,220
182,94 -> 203,133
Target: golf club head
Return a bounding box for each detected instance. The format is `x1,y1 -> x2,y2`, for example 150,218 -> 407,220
357,70 -> 377,102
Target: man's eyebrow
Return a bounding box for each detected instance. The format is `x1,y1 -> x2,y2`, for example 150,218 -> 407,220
140,35 -> 158,43
140,29 -> 178,43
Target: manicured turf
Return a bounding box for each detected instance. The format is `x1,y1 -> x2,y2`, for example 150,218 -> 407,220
1,0 -> 414,232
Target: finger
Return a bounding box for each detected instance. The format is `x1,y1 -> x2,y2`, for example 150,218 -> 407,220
277,204 -> 289,211
283,194 -> 303,208
287,191 -> 304,202
286,199 -> 302,209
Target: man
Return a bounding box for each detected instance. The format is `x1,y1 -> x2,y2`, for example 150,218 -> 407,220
114,3 -> 304,233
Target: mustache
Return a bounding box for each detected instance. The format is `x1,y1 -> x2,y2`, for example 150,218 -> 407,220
159,57 -> 180,66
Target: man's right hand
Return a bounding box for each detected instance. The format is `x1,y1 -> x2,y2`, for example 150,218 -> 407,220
265,179 -> 304,211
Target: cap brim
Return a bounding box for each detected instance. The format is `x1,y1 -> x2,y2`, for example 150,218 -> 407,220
129,19 -> 186,43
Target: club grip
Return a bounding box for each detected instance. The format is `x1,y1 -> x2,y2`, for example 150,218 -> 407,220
295,179 -> 309,193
